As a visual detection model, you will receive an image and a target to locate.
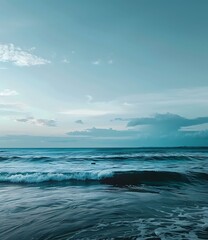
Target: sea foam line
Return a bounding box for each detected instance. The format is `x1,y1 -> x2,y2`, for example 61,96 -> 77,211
0,171 -> 113,183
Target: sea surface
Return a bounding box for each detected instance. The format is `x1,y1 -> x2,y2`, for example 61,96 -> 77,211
0,147 -> 208,240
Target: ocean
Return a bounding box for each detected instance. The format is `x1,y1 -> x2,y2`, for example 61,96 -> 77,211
0,147 -> 208,240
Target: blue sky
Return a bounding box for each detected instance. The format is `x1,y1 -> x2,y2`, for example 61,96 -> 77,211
0,0 -> 208,147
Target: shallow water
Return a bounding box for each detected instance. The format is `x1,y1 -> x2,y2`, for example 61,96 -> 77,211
0,148 -> 208,239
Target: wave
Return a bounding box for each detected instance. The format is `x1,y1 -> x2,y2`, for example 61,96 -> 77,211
0,156 -> 51,162
0,171 -> 113,183
93,154 -> 208,161
0,153 -> 207,162
101,171 -> 208,185
0,170 -> 207,185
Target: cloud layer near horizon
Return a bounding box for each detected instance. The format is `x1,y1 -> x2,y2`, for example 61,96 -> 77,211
126,113 -> 208,133
1,113 -> 208,147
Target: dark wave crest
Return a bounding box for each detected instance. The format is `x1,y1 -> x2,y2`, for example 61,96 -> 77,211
101,171 -> 208,185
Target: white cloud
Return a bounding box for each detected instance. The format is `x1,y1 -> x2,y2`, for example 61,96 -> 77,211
92,59 -> 113,65
0,43 -> 50,66
92,59 -> 100,65
60,109 -> 112,116
86,95 -> 93,103
28,47 -> 36,52
0,89 -> 19,96
62,58 -> 70,63
123,102 -> 132,106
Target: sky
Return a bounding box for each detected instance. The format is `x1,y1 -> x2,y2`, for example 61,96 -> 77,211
0,0 -> 208,147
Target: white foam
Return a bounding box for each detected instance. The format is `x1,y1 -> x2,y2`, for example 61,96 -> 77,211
0,170 -> 114,183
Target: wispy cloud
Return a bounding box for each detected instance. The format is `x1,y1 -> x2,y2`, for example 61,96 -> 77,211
0,102 -> 27,116
0,103 -> 24,110
60,97 -> 123,118
16,117 -> 57,127
62,58 -> 70,63
60,109 -> 112,116
92,59 -> 114,65
111,87 -> 208,118
123,102 -> 132,106
92,59 -> 101,65
75,120 -> 84,124
0,43 -> 50,66
0,89 -> 19,96
108,59 -> 113,64
181,123 -> 208,132
0,110 -> 25,116
28,47 -> 36,52
86,95 -> 93,103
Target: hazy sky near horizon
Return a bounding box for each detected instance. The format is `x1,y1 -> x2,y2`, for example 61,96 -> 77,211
0,0 -> 208,147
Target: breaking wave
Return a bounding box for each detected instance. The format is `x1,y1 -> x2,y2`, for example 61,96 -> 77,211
0,170 -> 207,185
